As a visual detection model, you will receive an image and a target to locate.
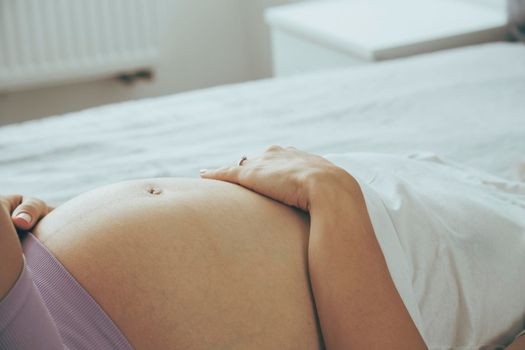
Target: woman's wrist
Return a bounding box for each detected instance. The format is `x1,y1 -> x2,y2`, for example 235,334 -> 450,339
306,166 -> 362,214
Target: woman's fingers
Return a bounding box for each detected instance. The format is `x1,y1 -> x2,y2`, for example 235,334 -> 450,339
201,153 -> 260,183
200,166 -> 242,183
199,147 -> 307,209
198,146 -> 350,212
11,196 -> 51,231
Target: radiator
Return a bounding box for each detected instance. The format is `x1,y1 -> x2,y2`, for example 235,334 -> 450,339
0,0 -> 160,92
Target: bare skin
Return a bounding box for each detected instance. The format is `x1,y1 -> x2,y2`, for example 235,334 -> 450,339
202,146 -> 427,349
1,146 -> 522,348
0,195 -> 51,300
32,178 -> 323,349
0,199 -> 24,300
508,336 -> 525,350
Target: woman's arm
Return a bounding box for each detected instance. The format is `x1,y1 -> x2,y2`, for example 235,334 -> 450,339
307,174 -> 426,349
507,333 -> 525,350
0,195 -> 52,300
0,195 -> 64,350
201,146 -> 427,349
0,198 -> 24,300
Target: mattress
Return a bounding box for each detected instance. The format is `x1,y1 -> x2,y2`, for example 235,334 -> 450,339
1,42 -> 524,205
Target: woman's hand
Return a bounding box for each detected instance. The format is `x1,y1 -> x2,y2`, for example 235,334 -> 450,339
203,146 -> 428,349
200,145 -> 359,212
1,195 -> 53,232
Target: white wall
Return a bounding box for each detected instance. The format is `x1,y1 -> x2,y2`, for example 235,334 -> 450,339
0,0 -> 300,126
461,0 -> 506,9
241,0 -> 303,78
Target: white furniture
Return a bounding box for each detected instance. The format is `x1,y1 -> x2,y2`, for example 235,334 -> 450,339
265,0 -> 509,76
1,43 -> 524,204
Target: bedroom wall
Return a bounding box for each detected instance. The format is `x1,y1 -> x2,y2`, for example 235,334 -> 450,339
467,0 -> 506,9
0,0 -> 301,126
241,0 -> 302,78
0,0 -> 500,126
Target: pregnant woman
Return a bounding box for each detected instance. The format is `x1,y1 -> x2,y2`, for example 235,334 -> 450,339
1,146 -> 524,349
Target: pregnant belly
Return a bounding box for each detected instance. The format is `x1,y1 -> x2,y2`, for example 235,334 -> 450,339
33,178 -> 322,349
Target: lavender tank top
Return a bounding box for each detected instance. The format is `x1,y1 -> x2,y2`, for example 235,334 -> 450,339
0,234 -> 133,350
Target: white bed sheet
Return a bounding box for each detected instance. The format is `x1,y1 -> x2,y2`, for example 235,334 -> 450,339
1,43 -> 524,205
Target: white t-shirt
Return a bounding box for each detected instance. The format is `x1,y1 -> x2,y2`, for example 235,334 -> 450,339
325,152 -> 525,349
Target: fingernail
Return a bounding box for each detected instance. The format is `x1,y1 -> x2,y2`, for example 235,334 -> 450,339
16,212 -> 32,224
200,169 -> 207,174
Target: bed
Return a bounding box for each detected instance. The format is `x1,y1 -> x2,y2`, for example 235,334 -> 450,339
0,42 -> 524,205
